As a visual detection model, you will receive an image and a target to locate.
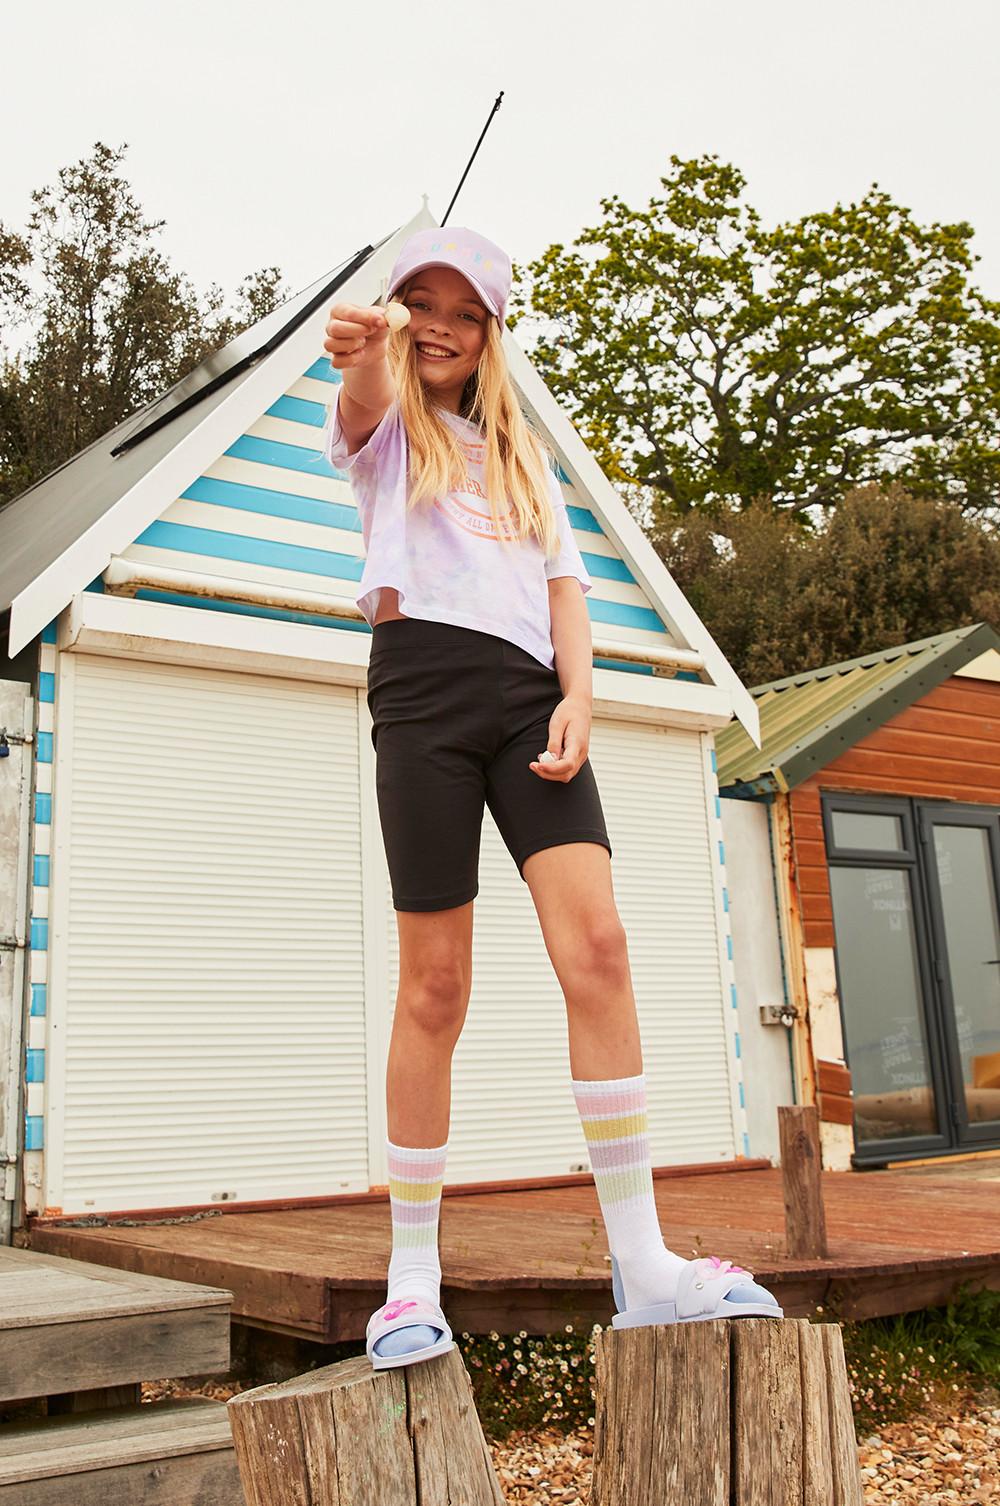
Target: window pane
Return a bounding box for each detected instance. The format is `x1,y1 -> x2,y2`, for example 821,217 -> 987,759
829,866 -> 940,1144
830,810 -> 903,852
932,825 -> 1000,1129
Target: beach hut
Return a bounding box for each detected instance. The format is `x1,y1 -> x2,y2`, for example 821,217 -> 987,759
0,208 -> 761,1228
715,624 -> 1000,1171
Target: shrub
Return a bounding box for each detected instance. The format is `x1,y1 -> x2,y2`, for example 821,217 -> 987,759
457,1324 -> 599,1442
840,1283 -> 1000,1434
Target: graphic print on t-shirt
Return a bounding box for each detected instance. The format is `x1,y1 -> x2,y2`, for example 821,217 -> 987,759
323,391 -> 594,669
433,439 -> 519,542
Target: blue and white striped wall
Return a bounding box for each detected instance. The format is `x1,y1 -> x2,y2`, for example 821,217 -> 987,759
703,740 -> 751,1159
23,620 -> 56,1156
111,357 -> 698,680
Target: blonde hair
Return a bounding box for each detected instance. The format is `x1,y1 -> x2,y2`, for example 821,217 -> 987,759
385,287 -> 561,560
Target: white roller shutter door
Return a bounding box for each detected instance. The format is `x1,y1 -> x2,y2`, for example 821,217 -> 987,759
50,654 -> 369,1213
386,717 -> 738,1182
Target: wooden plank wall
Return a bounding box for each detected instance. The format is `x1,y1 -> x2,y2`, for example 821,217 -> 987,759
790,675 -> 1000,949
816,1059 -> 854,1125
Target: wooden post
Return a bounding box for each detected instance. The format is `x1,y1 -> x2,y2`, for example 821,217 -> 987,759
590,1317 -> 863,1505
226,1346 -> 503,1506
779,1104 -> 829,1259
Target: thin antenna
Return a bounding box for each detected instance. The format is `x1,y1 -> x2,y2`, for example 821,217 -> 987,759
442,92 -> 504,224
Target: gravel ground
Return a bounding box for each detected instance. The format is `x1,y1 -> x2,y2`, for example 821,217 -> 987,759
856,1389 -> 1000,1505
487,1426 -> 593,1504
484,1389 -> 1000,1505
145,1377 -> 1000,1503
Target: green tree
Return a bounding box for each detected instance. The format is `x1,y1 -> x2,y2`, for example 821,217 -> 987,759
0,141 -> 287,507
657,484 -> 1000,686
512,156 -> 1000,520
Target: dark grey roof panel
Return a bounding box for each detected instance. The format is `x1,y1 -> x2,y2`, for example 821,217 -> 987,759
0,238 -> 383,621
112,244 -> 374,455
0,364 -> 256,617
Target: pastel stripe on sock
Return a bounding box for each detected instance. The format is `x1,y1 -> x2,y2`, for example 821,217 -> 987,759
388,1150 -> 448,1176
576,1109 -> 648,1141
589,1165 -> 655,1205
390,1200 -> 442,1224
388,1176 -> 445,1202
391,1224 -> 444,1250
587,1133 -> 650,1170
387,1163 -> 447,1184
570,1089 -> 646,1118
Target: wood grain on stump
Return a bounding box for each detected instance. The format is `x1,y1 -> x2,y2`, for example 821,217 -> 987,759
779,1104 -> 830,1259
591,1318 -> 863,1506
227,1345 -> 502,1506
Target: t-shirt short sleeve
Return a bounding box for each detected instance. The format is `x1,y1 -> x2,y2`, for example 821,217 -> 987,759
321,384 -> 399,473
543,465 -> 592,594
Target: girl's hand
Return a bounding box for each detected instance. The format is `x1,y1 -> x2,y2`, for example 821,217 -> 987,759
529,695 -> 591,781
323,302 -> 391,369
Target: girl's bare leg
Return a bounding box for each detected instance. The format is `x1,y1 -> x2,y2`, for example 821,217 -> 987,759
386,901 -> 474,1145
522,843 -> 641,1080
371,902 -> 474,1360
524,841 -> 782,1319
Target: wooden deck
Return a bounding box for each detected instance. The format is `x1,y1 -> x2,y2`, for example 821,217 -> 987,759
26,1164 -> 1000,1344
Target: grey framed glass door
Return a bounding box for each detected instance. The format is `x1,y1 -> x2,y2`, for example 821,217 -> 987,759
823,792 -> 1000,1163
919,806 -> 1000,1147
824,797 -> 951,1161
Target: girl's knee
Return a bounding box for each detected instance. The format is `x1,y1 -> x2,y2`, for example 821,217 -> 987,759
398,960 -> 470,1036
571,917 -> 630,987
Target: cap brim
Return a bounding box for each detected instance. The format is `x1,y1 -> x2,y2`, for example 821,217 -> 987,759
387,258 -> 501,317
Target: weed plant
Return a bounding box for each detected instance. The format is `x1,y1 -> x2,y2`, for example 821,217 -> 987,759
456,1325 -> 598,1442
838,1283 -> 1000,1435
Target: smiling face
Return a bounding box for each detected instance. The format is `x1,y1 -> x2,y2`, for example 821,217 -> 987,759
401,266 -> 492,413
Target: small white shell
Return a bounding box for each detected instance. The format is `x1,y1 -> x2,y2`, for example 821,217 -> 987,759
384,300 -> 411,332
539,750 -> 558,764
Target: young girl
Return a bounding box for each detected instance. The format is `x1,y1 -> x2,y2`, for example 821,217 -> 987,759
321,226 -> 783,1370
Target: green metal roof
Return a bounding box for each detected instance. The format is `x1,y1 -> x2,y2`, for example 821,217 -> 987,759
715,622 -> 1000,793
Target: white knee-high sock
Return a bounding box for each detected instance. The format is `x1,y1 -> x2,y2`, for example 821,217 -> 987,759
571,1072 -> 688,1310
385,1137 -> 448,1309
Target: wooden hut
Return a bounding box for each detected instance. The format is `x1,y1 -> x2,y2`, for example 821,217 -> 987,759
0,208 -> 763,1231
715,624 -> 1000,1170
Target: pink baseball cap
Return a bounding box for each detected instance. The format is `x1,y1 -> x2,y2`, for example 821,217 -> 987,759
386,227 -> 512,326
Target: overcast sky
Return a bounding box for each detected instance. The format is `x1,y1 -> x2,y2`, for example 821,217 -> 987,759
4,0 -> 999,316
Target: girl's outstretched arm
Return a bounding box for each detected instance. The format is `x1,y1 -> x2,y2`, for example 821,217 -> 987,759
323,302 -> 397,452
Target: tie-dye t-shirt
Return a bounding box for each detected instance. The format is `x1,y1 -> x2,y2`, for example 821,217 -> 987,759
321,387 -> 592,670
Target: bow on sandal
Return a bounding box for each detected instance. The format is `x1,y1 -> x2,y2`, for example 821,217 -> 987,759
609,1252 -> 784,1328
365,1296 -> 455,1370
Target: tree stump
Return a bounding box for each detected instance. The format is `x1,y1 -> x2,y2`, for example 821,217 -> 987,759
590,1318 -> 863,1506
226,1346 -> 503,1505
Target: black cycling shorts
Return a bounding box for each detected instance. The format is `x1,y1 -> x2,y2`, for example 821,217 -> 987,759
365,616 -> 612,911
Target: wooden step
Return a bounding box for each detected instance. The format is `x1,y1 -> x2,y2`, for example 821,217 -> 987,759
0,1396 -> 242,1506
0,1247 -> 232,1404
